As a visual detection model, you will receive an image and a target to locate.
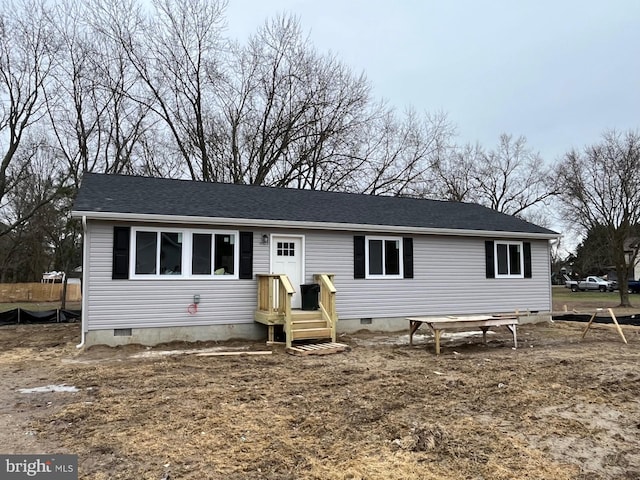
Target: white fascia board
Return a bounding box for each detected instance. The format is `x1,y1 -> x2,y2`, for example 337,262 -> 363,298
71,210 -> 560,240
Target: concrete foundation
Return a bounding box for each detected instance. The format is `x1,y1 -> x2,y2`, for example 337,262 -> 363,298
84,323 -> 266,347
517,312 -> 553,325
83,312 -> 552,347
337,316 -> 408,334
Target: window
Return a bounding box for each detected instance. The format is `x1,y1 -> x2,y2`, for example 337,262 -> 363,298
160,232 -> 182,274
135,231 -> 157,274
485,240 -> 531,279
354,236 -> 413,279
495,241 -> 523,278
192,233 -> 212,275
365,236 -> 402,278
191,233 -> 236,275
131,228 -> 239,279
276,242 -> 295,256
134,231 -> 184,275
214,234 -> 235,275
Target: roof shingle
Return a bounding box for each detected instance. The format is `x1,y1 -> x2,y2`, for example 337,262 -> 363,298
72,173 -> 557,236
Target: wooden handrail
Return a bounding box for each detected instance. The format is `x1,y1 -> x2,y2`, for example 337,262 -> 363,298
256,274 -> 295,312
278,275 -> 295,295
314,273 -> 337,343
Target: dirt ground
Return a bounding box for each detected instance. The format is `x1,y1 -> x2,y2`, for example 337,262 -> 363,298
2,303 -> 640,479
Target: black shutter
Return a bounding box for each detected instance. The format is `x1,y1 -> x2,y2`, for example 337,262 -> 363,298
354,236 -> 365,279
403,237 -> 414,279
112,226 -> 130,279
239,231 -> 253,279
485,240 -> 495,279
523,242 -> 532,278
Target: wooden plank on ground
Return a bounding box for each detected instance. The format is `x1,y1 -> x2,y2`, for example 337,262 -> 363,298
195,351 -> 273,357
286,342 -> 350,356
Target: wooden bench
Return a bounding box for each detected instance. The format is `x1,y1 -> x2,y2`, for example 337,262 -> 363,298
407,314 -> 519,355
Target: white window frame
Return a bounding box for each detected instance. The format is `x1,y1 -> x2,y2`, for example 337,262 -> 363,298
494,240 -> 524,279
130,227 -> 240,280
365,235 -> 403,279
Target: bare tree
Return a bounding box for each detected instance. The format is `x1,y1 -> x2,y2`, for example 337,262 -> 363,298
557,130 -> 640,306
474,134 -> 556,217
343,109 -> 449,196
0,0 -> 62,236
104,0 -> 227,181
215,14 -> 374,189
428,134 -> 557,223
46,0 -> 104,184
274,51 -> 372,190
0,133 -> 65,279
219,15 -> 314,185
429,142 -> 481,201
219,16 -> 455,195
45,0 -> 160,185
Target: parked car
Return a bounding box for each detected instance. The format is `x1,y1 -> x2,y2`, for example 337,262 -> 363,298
565,275 -> 617,292
628,280 -> 640,294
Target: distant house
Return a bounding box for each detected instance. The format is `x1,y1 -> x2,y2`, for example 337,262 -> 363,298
72,173 -> 558,347
604,237 -> 640,282
625,238 -> 640,280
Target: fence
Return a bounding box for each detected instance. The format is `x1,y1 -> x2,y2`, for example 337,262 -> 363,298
0,282 -> 82,303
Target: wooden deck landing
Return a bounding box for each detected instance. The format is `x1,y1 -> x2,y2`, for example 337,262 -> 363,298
286,342 -> 350,356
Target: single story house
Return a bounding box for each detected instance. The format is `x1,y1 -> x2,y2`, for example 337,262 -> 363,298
72,173 -> 558,347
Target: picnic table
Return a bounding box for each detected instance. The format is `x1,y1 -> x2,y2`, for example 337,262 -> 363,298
407,314 -> 519,355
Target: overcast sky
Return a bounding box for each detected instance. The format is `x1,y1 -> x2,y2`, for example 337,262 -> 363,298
225,0 -> 640,164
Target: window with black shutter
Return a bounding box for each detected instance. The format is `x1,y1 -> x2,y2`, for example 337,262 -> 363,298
113,226 -> 244,279
486,240 -> 531,279
354,235 -> 414,279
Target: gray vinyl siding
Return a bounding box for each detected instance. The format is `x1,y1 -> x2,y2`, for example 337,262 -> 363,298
84,221 -> 552,331
85,221 -> 261,330
304,231 -> 551,319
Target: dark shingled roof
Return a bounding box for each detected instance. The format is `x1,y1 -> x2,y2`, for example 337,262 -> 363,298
72,173 -> 557,236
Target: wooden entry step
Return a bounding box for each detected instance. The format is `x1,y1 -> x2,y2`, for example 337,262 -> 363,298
291,327 -> 332,341
286,342 -> 350,356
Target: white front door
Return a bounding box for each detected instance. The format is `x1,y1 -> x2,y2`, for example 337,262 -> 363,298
271,236 -> 304,309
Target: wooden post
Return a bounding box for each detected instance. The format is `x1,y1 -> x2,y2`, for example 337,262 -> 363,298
268,325 -> 274,343
434,330 -> 442,355
581,308 -> 628,344
581,311 -> 599,339
481,327 -> 488,344
61,276 -> 68,310
608,308 -> 628,344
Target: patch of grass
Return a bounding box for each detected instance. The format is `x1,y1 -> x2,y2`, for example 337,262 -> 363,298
552,286 -> 639,314
553,287 -> 620,303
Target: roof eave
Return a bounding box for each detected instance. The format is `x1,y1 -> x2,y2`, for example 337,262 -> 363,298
71,210 -> 560,240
